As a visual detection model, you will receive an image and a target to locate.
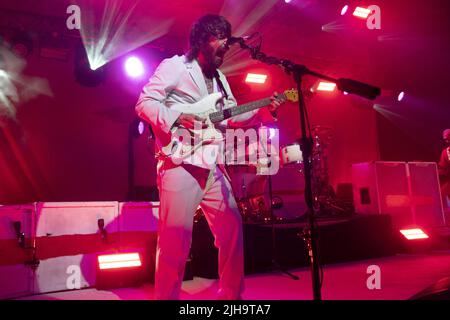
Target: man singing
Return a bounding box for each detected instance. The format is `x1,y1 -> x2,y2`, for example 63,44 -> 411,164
135,14 -> 281,300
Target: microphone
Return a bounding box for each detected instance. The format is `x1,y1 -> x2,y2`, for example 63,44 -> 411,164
226,34 -> 255,46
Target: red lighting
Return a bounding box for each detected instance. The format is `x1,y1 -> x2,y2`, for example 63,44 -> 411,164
98,253 -> 142,270
353,7 -> 371,19
316,81 -> 336,92
245,73 -> 267,84
400,228 -> 429,240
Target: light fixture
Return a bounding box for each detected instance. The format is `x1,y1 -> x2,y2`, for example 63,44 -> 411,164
98,253 -> 142,270
74,43 -> 107,87
316,81 -> 337,92
138,121 -> 145,135
130,118 -> 145,138
353,7 -> 371,19
125,56 -> 144,78
245,73 -> 267,84
96,252 -> 144,290
341,5 -> 349,16
400,228 -> 429,240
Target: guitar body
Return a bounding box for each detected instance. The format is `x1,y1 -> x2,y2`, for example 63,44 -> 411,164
161,93 -> 225,161
160,89 -> 298,163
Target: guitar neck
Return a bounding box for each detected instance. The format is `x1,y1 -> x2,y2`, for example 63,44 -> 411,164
209,93 -> 285,123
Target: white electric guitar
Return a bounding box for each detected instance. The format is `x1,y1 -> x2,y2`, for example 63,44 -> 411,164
161,89 -> 299,162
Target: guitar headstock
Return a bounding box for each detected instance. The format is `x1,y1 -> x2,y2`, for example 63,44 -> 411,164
283,89 -> 299,103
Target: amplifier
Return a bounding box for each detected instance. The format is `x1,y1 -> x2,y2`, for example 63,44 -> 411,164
352,162 -> 445,228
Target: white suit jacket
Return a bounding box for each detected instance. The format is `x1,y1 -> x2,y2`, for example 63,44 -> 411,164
135,55 -> 273,171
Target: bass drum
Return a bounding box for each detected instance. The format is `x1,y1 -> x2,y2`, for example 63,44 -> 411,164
228,164 -> 307,221
263,165 -> 307,220
227,165 -> 268,201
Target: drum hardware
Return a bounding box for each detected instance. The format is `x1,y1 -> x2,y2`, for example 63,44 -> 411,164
236,195 -> 270,223
310,126 -> 341,217
271,195 -> 283,210
266,158 -> 299,280
229,158 -> 300,278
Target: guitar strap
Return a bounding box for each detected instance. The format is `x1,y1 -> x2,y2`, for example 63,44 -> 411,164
213,70 -> 233,183
214,70 -> 229,100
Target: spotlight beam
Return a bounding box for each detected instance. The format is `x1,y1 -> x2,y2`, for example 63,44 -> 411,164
321,20 -> 349,33
0,45 -> 53,118
219,0 -> 278,75
76,0 -> 173,71
0,70 -> 19,117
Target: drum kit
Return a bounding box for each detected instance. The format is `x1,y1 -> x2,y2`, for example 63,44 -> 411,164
225,125 -> 338,223
193,125 -> 344,222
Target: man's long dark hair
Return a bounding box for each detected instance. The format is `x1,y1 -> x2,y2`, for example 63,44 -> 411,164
186,14 -> 231,61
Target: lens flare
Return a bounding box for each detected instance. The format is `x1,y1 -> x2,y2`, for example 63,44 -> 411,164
125,57 -> 144,78
75,0 -> 173,71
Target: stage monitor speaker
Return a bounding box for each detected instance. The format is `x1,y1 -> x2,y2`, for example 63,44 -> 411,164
352,162 -> 446,228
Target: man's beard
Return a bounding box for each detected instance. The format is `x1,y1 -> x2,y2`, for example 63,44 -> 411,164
201,45 -> 227,77
207,51 -> 225,69
214,45 -> 227,67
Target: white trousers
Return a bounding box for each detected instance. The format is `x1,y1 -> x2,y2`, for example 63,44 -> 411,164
155,164 -> 244,299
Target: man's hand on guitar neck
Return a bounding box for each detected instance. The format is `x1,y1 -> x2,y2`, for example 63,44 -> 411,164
176,113 -> 207,129
268,91 -> 284,117
269,91 -> 284,112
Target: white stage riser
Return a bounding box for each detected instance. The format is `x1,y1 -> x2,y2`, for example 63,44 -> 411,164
0,202 -> 159,299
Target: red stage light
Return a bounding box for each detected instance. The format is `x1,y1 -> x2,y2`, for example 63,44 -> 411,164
400,228 -> 429,240
353,7 -> 371,19
245,73 -> 267,84
316,81 -> 336,92
398,91 -> 405,102
98,253 -> 142,270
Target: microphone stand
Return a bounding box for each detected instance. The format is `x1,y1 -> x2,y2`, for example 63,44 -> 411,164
235,38 -> 381,300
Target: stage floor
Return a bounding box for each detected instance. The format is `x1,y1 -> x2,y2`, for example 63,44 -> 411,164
17,250 -> 450,300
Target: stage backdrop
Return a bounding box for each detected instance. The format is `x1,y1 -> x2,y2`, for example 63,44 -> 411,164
0,47 -> 378,204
